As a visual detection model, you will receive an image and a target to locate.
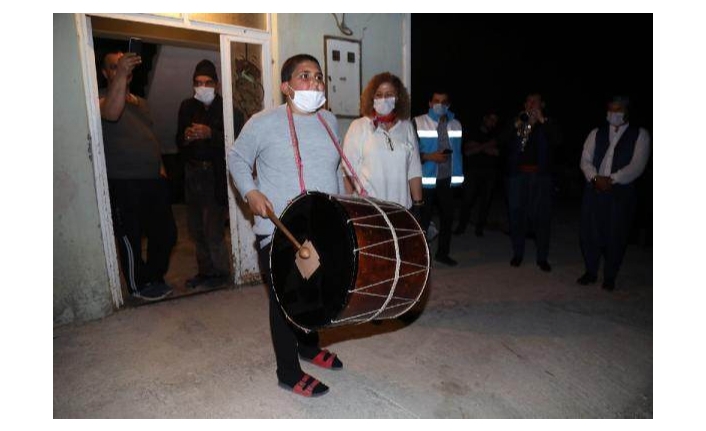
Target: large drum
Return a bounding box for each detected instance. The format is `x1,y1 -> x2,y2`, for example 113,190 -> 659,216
270,191 -> 430,332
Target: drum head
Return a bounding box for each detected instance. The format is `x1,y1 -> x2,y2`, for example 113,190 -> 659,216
270,192 -> 357,330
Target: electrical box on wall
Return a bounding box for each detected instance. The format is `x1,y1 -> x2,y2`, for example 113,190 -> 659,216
324,36 -> 361,118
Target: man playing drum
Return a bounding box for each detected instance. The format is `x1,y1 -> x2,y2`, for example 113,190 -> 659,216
228,54 -> 345,397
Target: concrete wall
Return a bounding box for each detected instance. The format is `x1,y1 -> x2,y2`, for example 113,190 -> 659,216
275,13 -> 408,136
54,14 -> 113,325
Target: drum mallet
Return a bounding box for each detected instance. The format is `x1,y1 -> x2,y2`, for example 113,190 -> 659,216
266,207 -> 311,259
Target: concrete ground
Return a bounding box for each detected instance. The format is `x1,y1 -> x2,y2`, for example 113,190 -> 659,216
53,199 -> 652,418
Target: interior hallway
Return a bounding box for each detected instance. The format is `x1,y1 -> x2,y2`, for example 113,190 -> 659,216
121,203 -> 234,306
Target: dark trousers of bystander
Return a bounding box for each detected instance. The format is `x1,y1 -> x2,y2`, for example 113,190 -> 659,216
456,168 -> 497,234
185,162 -> 230,276
580,183 -> 637,284
506,172 -> 552,262
421,177 -> 454,258
109,178 -> 177,294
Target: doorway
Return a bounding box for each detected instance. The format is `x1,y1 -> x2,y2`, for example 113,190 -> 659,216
85,14 -> 271,306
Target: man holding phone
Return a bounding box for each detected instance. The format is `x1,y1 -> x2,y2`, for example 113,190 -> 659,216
99,46 -> 176,302
414,90 -> 464,266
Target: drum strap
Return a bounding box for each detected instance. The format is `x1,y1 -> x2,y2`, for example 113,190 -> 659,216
285,104 -> 368,196
286,105 -> 307,193
316,113 -> 368,197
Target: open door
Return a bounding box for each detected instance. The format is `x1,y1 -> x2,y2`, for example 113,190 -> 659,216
77,13 -> 273,306
220,34 -> 275,286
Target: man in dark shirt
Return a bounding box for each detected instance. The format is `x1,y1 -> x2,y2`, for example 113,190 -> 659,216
505,93 -> 560,272
455,110 -> 500,237
100,51 -> 176,301
176,60 -> 244,289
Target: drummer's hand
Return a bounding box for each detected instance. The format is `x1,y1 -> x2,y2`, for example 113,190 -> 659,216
245,190 -> 273,217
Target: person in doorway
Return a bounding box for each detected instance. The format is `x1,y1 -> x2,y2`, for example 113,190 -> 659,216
455,109 -> 501,237
176,60 -> 244,289
228,54 -> 346,397
578,96 -> 651,291
342,72 -> 423,217
99,50 -> 176,301
414,90 -> 464,267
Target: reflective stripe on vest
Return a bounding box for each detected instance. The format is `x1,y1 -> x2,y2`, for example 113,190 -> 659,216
422,176 -> 464,186
416,130 -> 463,138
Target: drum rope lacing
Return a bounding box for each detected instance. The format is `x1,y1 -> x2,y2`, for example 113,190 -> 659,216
329,196 -> 428,324
349,269 -> 428,293
333,196 -> 428,294
331,301 -> 417,324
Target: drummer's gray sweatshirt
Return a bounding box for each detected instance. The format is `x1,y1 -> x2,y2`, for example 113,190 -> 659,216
227,104 -> 342,239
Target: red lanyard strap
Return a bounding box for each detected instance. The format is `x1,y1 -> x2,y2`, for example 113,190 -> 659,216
316,112 -> 369,197
286,105 -> 307,194
286,104 -> 369,196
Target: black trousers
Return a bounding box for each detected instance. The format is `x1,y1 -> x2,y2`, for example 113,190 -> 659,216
580,183 -> 637,283
506,173 -> 552,262
421,177 -> 454,258
184,162 -> 230,276
108,178 -> 177,293
257,235 -> 320,384
457,168 -> 497,232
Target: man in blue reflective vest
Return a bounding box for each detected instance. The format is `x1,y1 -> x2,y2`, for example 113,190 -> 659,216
414,90 -> 464,266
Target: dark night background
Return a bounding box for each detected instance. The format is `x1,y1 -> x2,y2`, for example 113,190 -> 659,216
411,13 -> 653,203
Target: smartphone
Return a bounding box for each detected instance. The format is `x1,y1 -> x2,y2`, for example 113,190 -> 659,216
128,37 -> 143,56
442,149 -> 453,154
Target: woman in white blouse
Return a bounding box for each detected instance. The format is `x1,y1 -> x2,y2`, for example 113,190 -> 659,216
342,72 -> 423,213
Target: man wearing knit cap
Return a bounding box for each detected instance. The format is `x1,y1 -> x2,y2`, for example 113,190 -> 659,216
176,59 -> 243,289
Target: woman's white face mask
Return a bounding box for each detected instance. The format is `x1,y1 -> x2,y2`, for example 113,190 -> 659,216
374,97 -> 396,116
288,85 -> 326,113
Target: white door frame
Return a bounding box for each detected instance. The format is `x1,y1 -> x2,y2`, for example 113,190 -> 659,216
219,33 -> 275,284
74,14 -> 123,306
75,13 -> 273,307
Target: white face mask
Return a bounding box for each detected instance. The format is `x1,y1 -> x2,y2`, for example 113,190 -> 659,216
432,103 -> 448,116
288,86 -> 326,113
194,86 -> 216,105
374,97 -> 396,116
606,112 -> 625,126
